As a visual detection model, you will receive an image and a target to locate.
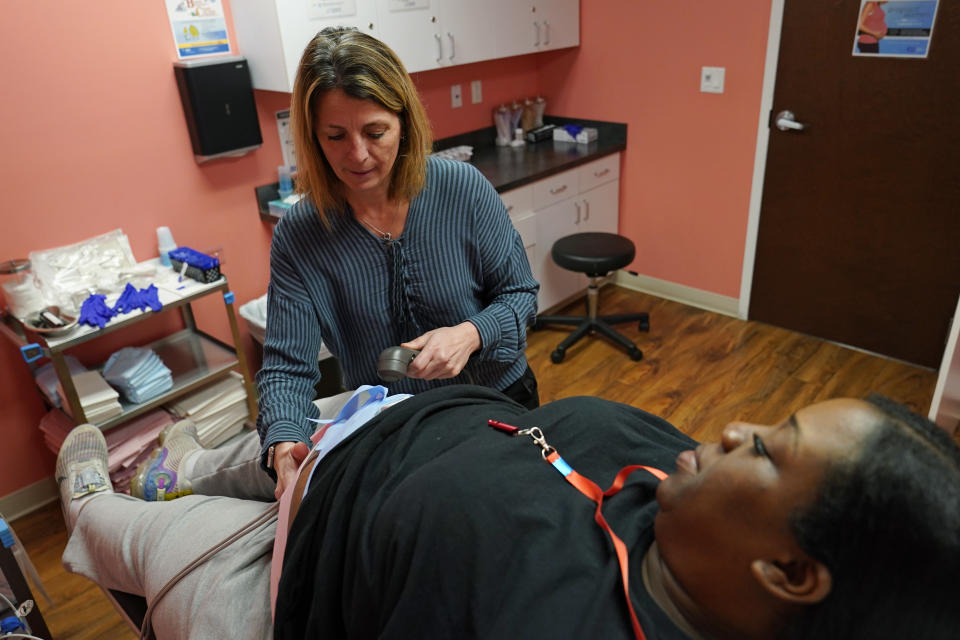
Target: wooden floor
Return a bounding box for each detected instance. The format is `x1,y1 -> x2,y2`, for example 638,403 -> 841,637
11,287 -> 939,639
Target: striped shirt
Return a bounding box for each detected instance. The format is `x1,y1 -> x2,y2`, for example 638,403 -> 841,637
256,156 -> 539,455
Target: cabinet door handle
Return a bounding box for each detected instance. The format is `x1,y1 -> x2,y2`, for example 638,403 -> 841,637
533,21 -> 540,46
574,201 -> 581,224
448,33 -> 455,61
435,33 -> 442,63
594,168 -> 610,178
549,184 -> 568,195
583,199 -> 590,221
544,21 -> 550,45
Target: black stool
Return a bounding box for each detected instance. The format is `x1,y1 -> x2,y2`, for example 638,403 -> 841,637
534,232 -> 649,363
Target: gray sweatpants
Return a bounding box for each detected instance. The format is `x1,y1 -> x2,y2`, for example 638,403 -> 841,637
62,391 -> 356,640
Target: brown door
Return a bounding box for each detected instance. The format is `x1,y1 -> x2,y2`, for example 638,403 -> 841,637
749,0 -> 960,368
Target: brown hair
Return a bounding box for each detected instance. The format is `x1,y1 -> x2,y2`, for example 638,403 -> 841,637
290,27 -> 432,226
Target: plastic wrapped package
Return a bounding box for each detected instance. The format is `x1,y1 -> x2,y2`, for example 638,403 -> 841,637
28,229 -> 145,315
33,356 -> 87,407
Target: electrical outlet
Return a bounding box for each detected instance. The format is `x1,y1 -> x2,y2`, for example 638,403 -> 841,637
700,66 -> 725,94
470,80 -> 482,104
451,84 -> 463,108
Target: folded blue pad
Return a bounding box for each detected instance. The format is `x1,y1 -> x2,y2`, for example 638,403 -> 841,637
103,346 -> 173,403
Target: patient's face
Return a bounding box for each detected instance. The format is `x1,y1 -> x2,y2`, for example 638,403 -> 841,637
654,399 -> 878,613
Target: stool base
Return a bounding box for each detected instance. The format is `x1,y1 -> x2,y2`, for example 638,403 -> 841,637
535,280 -> 649,363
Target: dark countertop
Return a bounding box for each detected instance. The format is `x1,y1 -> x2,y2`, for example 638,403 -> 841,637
435,116 -> 627,192
257,116 -> 627,222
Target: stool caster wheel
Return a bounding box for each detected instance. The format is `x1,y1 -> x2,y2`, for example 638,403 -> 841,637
638,318 -> 650,332
550,349 -> 565,364
628,347 -> 643,361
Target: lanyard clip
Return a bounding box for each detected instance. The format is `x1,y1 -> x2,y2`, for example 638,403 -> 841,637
518,426 -> 556,459
488,420 -> 556,458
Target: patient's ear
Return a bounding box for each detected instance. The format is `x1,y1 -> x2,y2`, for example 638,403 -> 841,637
750,556 -> 832,604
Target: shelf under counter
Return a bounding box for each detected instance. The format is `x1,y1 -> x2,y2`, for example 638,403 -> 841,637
68,329 -> 240,432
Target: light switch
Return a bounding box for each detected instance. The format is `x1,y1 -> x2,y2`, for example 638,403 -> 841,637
470,80 -> 482,104
700,66 -> 725,94
451,84 -> 463,108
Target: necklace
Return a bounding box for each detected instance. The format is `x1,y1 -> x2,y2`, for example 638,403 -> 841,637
358,200 -> 402,240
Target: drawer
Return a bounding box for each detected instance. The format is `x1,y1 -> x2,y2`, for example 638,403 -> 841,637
511,211 -> 536,248
500,184 -> 534,218
578,153 -> 620,193
533,167 -> 579,210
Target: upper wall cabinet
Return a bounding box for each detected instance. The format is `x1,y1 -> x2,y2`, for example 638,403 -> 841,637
231,0 -> 580,92
497,0 -> 580,59
231,0 -> 380,93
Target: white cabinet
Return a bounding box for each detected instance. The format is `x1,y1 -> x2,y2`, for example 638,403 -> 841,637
232,0 -> 579,90
501,184 -> 538,283
376,0 -> 498,72
500,153 -> 621,312
536,0 -> 580,51
498,0 -> 580,58
374,1 -> 441,73
231,0 -> 379,92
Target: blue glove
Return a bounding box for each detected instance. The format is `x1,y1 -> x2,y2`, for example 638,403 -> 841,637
79,294 -> 115,329
112,283 -> 140,314
140,284 -> 163,312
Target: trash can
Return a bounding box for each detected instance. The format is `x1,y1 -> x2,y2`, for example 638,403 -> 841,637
240,294 -> 344,397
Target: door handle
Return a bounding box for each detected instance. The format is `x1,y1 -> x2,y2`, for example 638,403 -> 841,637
533,21 -> 540,46
775,110 -> 807,132
448,33 -> 455,61
435,33 -> 442,63
574,201 -> 581,224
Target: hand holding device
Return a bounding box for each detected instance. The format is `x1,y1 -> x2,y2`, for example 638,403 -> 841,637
377,346 -> 420,382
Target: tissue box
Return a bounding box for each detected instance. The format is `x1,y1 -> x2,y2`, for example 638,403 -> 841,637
553,126 -> 598,144
268,193 -> 303,218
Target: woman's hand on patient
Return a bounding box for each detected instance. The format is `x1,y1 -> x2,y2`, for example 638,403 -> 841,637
403,322 -> 481,379
273,441 -> 311,499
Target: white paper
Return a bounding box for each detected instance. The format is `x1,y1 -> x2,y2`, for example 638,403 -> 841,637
275,109 -> 297,169
308,0 -> 357,20
389,0 -> 429,11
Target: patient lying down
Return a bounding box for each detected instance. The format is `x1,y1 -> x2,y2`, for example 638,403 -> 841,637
57,386 -> 959,639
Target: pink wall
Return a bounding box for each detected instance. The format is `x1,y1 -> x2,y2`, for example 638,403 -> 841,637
541,3 -> 771,296
410,55 -> 545,140
0,2 -> 770,498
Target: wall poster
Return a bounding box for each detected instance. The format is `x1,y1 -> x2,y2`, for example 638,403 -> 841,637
853,0 -> 940,58
165,0 -> 232,59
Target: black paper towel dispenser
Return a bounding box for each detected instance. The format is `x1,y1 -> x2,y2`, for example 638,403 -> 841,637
173,56 -> 262,163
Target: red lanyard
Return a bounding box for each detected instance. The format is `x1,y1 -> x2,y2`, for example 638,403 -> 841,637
489,420 -> 667,640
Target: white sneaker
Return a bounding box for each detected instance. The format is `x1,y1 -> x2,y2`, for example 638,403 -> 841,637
55,424 -> 111,532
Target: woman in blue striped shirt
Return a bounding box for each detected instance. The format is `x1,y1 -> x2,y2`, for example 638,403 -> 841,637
258,27 -> 540,495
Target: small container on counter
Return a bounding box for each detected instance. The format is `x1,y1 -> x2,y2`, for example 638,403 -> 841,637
0,259 -> 46,319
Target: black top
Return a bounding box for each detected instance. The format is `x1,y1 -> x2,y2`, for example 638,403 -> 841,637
275,385 -> 695,640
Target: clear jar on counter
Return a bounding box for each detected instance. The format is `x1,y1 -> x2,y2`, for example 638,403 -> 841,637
1,259 -> 46,319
